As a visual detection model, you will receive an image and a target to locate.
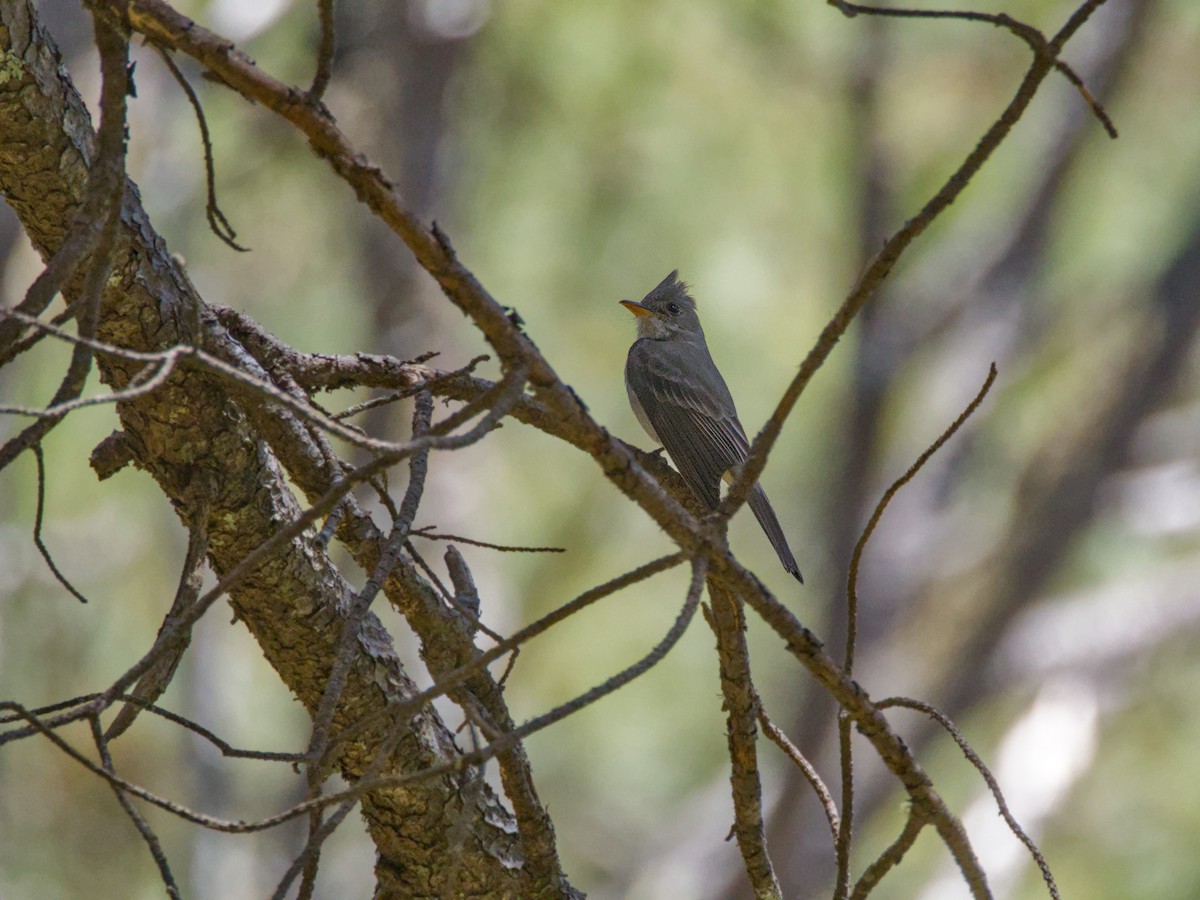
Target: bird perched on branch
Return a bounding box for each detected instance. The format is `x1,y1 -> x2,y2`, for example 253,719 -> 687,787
620,271 -> 802,582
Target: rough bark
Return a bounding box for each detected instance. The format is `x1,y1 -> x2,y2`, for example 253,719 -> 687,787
0,5 -> 549,896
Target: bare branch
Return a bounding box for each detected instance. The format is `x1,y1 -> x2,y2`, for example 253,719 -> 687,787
719,0 -> 1111,524
880,697 -> 1059,899
758,709 -> 840,851
309,0 -> 336,100
846,365 -> 998,672
31,444 -> 91,604
850,808 -> 926,900
0,11 -> 130,472
827,0 -> 1118,137
155,47 -> 249,251
106,505 -> 210,740
411,526 -> 565,555
89,716 -> 183,899
705,586 -> 782,898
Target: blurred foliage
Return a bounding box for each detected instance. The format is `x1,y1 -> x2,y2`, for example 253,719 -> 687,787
2,1 -> 1200,898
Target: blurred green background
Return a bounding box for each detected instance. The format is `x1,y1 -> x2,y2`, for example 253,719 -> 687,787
2,1 -> 1199,897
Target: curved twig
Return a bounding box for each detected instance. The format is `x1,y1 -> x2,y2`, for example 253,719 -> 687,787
849,808 -> 926,900
826,1 -> 1117,137
880,696 -> 1059,899
89,716 -> 182,899
836,363 -> 997,894
758,707 -> 841,851
31,445 -> 91,604
155,46 -> 249,251
720,0 -> 1110,524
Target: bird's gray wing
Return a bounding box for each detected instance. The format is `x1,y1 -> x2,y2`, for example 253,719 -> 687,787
626,340 -> 749,510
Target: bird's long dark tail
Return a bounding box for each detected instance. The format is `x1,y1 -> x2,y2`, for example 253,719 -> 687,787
748,484 -> 803,583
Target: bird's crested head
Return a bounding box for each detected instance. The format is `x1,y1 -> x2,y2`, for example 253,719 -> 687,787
619,270 -> 703,341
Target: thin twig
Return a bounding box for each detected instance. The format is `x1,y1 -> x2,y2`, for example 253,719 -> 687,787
880,696 -> 1060,899
411,526 -> 565,554
31,445 -> 91,604
849,808 -> 926,900
0,691 -> 304,761
719,0 -> 1110,529
106,505 -> 210,740
827,1 -> 1117,138
331,391 -> 407,421
308,0 -> 336,101
155,47 -> 249,251
759,708 -> 840,852
836,363 -> 997,895
846,363 -> 997,672
89,716 -> 183,899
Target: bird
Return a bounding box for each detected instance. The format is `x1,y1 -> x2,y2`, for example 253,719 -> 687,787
620,270 -> 802,582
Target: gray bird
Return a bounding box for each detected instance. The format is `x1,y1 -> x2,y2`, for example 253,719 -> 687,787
621,270 -> 802,582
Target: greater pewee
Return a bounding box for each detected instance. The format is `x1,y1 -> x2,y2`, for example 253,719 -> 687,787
621,270 -> 802,582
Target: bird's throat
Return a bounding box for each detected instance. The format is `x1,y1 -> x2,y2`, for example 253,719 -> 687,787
636,317 -> 673,340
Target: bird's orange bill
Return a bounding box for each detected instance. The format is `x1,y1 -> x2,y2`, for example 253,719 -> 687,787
620,300 -> 653,318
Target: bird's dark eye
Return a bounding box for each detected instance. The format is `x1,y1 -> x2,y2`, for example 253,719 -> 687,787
666,302 -> 680,315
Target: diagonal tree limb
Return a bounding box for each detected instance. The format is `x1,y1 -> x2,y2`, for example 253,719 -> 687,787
0,7 -> 543,896
0,8 -> 129,472
111,0 -> 553,380
719,0 -> 1111,522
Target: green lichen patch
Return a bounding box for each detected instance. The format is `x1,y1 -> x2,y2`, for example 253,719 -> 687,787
0,49 -> 24,86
